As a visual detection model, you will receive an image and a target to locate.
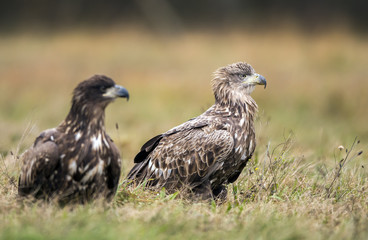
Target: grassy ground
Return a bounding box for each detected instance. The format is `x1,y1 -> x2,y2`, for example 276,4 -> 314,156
0,27 -> 368,239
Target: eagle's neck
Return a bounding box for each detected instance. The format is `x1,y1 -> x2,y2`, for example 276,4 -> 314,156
58,101 -> 106,135
212,79 -> 258,161
213,83 -> 258,118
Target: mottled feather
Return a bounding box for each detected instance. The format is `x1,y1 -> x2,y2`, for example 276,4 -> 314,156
18,75 -> 129,203
127,62 -> 266,200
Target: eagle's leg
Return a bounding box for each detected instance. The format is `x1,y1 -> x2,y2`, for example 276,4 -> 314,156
212,185 -> 227,201
192,182 -> 227,201
192,180 -> 213,200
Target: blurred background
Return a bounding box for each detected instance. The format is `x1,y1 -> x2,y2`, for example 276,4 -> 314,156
0,0 -> 367,172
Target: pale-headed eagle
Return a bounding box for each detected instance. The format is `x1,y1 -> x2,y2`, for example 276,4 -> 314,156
127,62 -> 266,200
18,75 -> 129,203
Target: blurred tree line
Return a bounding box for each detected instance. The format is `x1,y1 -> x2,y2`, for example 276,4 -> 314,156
0,0 -> 366,32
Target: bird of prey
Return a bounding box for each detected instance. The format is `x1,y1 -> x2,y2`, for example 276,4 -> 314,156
18,75 -> 129,204
127,62 -> 266,200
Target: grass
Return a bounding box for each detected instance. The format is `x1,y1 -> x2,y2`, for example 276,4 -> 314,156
0,27 -> 368,239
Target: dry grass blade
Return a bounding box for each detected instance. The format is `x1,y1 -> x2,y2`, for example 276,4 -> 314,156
325,137 -> 363,198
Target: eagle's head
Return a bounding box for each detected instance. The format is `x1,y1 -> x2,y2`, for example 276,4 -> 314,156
60,75 -> 129,134
72,75 -> 129,110
212,62 -> 266,105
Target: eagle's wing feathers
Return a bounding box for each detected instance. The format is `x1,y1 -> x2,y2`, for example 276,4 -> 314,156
105,134 -> 122,198
133,118 -> 208,164
18,129 -> 60,196
134,134 -> 163,163
130,120 -> 234,189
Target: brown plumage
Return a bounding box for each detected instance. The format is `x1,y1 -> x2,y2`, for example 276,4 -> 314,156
18,75 -> 129,203
127,62 -> 266,200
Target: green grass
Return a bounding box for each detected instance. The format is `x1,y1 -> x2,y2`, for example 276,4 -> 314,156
0,27 -> 368,239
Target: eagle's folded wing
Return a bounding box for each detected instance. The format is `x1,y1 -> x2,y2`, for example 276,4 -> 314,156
18,129 -> 60,197
127,122 -> 234,190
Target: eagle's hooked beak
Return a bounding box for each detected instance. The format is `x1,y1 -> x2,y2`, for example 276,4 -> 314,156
104,85 -> 130,101
243,73 -> 267,89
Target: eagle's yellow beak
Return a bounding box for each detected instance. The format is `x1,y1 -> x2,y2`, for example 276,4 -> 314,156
243,73 -> 267,89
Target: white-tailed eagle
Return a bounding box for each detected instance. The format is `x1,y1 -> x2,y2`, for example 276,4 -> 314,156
18,75 -> 129,204
127,62 -> 266,200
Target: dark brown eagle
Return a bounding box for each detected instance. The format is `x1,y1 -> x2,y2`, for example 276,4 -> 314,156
18,75 -> 129,203
127,62 -> 266,200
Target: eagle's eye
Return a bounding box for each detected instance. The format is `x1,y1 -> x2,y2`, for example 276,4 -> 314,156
239,74 -> 247,79
100,86 -> 107,92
